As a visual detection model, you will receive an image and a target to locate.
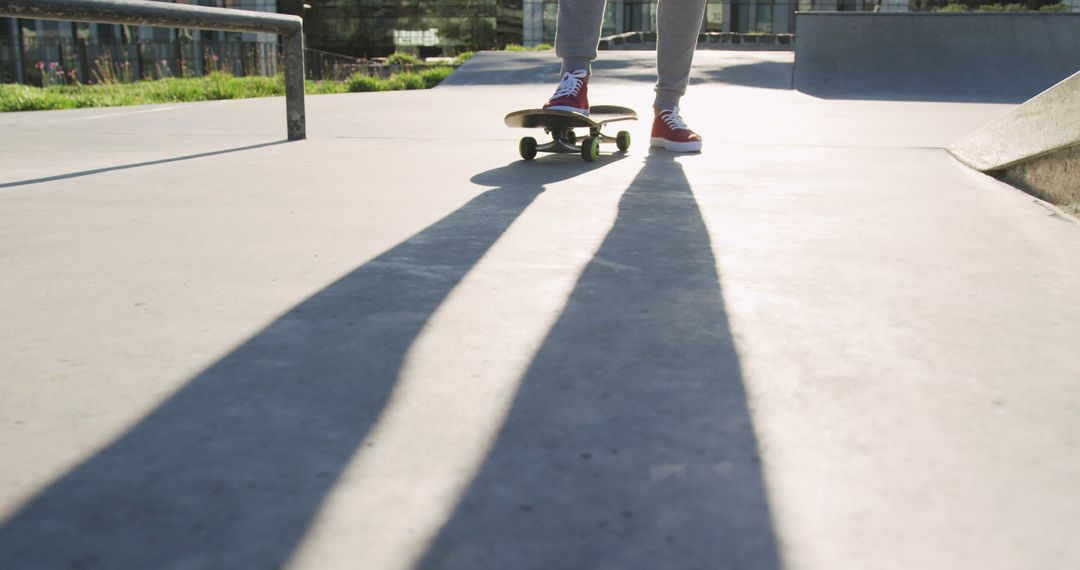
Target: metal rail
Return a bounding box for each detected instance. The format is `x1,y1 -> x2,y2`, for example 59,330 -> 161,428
0,0 -> 306,140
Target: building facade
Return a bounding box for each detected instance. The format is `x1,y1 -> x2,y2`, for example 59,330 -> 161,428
299,0 -> 523,57
5,0 -> 1080,84
1,0 -> 280,84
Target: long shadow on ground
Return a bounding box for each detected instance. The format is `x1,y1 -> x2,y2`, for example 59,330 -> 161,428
0,160 -> 598,569
418,151 -> 782,570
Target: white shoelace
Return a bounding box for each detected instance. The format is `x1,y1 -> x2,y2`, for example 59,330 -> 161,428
550,69 -> 588,100
660,106 -> 690,131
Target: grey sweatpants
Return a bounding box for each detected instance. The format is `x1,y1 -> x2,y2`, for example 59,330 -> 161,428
554,0 -> 707,110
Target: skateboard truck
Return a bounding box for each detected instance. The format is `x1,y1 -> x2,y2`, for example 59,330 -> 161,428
505,106 -> 638,162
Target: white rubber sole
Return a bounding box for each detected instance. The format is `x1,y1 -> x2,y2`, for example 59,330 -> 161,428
651,137 -> 702,152
546,105 -> 589,115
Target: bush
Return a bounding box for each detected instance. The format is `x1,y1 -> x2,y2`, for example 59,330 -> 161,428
1039,2 -> 1069,10
346,73 -> 384,92
394,72 -> 428,90
933,3 -> 969,10
420,66 -> 455,88
386,51 -> 423,66
977,3 -> 1006,9
305,80 -> 348,95
503,43 -> 553,52
453,51 -> 475,65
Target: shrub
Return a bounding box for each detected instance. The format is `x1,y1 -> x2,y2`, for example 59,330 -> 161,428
933,3 -> 969,11
420,66 -> 455,88
970,1 -> 1028,9
503,43 -> 554,51
346,73 -> 383,92
453,51 -> 475,65
394,72 -> 428,90
305,79 -> 348,95
386,51 -> 423,66
1039,2 -> 1069,10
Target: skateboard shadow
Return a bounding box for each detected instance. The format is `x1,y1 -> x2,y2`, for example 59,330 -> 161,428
0,161 -> 610,569
416,150 -> 783,570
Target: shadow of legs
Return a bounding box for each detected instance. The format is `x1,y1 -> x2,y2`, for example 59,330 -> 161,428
0,159 -> 598,569
419,151 -> 782,570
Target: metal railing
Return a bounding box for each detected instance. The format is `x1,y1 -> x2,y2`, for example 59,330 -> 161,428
0,0 -> 306,140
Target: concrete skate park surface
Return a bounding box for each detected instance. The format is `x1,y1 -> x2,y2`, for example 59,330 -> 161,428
1,50 -> 1079,570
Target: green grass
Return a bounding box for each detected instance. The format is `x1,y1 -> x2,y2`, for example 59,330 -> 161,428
933,1 -> 1066,10
1,67 -> 458,112
502,43 -> 554,51
344,67 -> 454,92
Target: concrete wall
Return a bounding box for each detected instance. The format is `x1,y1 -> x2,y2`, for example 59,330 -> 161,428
599,31 -> 795,51
793,13 -> 1080,102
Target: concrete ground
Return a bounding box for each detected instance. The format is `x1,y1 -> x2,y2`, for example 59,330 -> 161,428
1,51 -> 1078,570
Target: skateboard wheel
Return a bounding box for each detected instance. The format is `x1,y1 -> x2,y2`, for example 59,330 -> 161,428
616,130 -> 631,152
520,137 -> 537,160
581,137 -> 599,162
565,130 -> 577,144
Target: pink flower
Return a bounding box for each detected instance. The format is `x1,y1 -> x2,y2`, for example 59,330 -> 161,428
35,61 -> 44,69
161,59 -> 168,66
49,62 -> 58,70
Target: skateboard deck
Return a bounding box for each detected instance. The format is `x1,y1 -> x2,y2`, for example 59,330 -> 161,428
504,105 -> 638,162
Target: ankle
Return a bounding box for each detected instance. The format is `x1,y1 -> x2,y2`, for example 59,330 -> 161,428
561,57 -> 592,76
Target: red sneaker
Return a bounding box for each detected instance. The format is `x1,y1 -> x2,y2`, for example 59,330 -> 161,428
651,107 -> 702,152
543,69 -> 590,115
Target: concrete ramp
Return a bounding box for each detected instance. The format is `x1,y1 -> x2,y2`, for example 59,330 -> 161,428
949,70 -> 1080,215
794,13 -> 1080,102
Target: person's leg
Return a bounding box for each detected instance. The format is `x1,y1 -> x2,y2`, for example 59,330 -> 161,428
555,0 -> 608,75
544,0 -> 607,113
650,0 -> 707,151
654,0 -> 707,110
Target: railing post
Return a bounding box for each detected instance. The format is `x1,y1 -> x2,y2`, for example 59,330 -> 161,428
282,28 -> 305,141
7,16 -> 24,84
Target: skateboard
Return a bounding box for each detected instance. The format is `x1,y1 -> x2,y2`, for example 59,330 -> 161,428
504,105 -> 638,162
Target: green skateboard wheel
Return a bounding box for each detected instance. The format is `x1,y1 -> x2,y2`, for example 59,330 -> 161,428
581,137 -> 599,162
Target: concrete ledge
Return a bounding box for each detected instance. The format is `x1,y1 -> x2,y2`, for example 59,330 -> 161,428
949,70 -> 1080,215
794,13 -> 1080,101
997,145 -> 1080,216
949,71 -> 1080,171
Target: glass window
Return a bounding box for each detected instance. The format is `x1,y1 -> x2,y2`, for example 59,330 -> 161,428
542,1 -> 557,44
755,2 -> 773,31
704,2 -> 723,32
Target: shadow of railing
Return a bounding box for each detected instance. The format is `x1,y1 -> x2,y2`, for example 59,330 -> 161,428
0,141 -> 289,189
